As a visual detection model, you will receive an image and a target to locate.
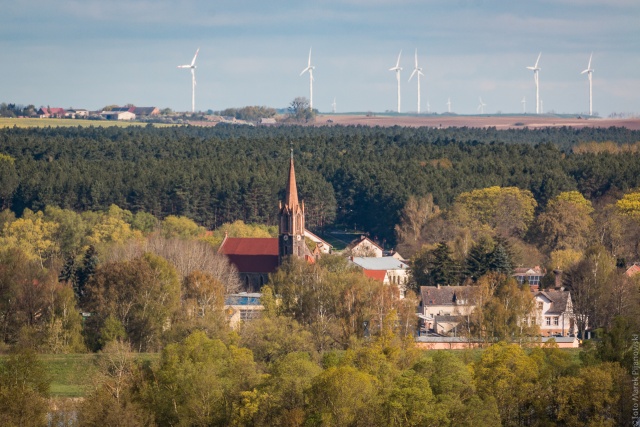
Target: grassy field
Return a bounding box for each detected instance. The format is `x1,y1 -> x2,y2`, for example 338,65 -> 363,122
0,117 -> 171,128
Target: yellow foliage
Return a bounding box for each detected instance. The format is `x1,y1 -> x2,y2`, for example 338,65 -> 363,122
203,220 -> 277,248
615,191 -> 640,220
161,215 -> 205,239
550,249 -> 583,271
452,186 -> 537,237
0,214 -> 59,264
88,216 -> 142,245
549,191 -> 593,213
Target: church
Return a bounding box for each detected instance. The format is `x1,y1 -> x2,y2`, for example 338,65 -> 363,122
218,152 -> 318,291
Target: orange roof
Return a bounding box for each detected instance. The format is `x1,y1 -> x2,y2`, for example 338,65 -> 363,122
363,269 -> 387,282
625,264 -> 640,277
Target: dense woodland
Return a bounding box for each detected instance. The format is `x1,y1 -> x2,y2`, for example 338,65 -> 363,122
0,124 -> 639,425
2,124 -> 640,243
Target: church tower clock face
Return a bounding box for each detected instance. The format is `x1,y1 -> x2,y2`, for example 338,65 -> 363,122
283,235 -> 288,241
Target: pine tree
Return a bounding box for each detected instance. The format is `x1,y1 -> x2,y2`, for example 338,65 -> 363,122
430,242 -> 460,286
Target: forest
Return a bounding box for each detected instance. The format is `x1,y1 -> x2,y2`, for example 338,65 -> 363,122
0,124 -> 639,425
2,124 -> 640,244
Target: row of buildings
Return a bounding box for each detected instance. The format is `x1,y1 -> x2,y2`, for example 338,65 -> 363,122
37,106 -> 160,120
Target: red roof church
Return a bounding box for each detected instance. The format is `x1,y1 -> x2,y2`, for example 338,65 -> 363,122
218,151 -> 312,291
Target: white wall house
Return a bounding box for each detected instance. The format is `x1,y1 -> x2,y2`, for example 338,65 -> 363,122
348,236 -> 384,257
531,290 -> 576,337
351,256 -> 409,297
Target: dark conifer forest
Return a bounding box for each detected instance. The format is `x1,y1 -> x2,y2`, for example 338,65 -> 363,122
2,124 -> 640,243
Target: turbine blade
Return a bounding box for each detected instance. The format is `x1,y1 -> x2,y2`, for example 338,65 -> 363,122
414,49 -> 418,68
409,69 -> 417,81
308,47 -> 312,67
534,52 -> 541,68
191,48 -> 200,67
300,67 -> 310,76
396,50 -> 402,68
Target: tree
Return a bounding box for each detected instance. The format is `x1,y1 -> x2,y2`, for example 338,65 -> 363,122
140,331 -> 261,426
451,186 -> 537,238
536,191 -> 594,252
78,340 -> 151,427
394,194 -> 440,256
0,349 -> 50,426
410,242 -> 460,287
308,366 -> 379,427
562,245 -> 616,338
474,342 -> 539,426
0,154 -> 19,210
288,97 -> 316,123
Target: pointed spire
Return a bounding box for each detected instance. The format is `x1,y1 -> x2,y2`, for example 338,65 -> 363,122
285,149 -> 299,210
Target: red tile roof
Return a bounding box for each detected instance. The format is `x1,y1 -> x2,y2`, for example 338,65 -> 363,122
625,264 -> 640,277
363,269 -> 387,282
219,237 -> 279,274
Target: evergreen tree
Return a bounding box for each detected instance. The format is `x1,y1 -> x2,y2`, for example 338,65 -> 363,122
489,241 -> 513,275
429,242 -> 460,286
76,245 -> 98,301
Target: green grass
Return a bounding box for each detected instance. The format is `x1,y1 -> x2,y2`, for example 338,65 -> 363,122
1,352 -> 160,398
0,117 -> 171,128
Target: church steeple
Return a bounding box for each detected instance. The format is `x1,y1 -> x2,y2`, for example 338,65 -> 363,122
279,150 -> 305,263
285,149 -> 299,210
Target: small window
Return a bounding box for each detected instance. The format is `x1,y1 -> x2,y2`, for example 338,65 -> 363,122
545,317 -> 551,326
553,317 -> 559,326
538,302 -> 544,310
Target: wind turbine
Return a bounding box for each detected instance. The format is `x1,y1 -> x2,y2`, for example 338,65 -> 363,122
408,49 -> 425,113
331,97 -> 337,113
581,53 -> 594,116
521,96 -> 526,113
177,48 -> 200,113
300,48 -> 315,110
446,98 -> 452,113
526,52 -> 541,114
477,97 -> 487,114
389,50 -> 402,113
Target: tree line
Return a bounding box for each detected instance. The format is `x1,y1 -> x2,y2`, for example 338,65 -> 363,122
2,124 -> 640,243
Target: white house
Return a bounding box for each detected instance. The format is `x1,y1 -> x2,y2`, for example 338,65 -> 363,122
348,236 -> 384,257
350,256 -> 410,297
532,289 -> 576,337
304,229 -> 333,255
419,286 -> 476,334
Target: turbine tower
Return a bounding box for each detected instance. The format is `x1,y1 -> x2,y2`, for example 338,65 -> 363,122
389,50 -> 402,113
521,96 -> 526,113
581,53 -> 594,116
300,48 -> 315,110
331,97 -> 336,114
526,52 -> 541,114
446,98 -> 452,113
177,48 -> 200,113
408,49 -> 425,113
477,97 -> 487,114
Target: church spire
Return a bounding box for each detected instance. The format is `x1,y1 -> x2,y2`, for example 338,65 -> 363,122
285,148 -> 299,210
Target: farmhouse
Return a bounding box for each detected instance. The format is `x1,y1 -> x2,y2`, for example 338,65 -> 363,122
350,256 -> 410,297
347,235 -> 384,257
418,285 -> 476,334
37,107 -> 66,118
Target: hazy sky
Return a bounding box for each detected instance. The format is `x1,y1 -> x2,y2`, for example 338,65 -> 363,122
2,0 -> 639,116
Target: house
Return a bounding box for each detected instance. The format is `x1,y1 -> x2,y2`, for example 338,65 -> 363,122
133,107 -> 160,117
513,266 -> 544,287
625,264 -> 640,277
110,106 -> 136,113
65,109 -> 89,119
258,118 -> 277,125
347,235 -> 384,257
532,289 -> 576,337
350,256 -> 410,297
37,107 -> 66,118
304,229 -> 333,255
419,286 -> 476,334
224,292 -> 264,328
101,111 -> 136,121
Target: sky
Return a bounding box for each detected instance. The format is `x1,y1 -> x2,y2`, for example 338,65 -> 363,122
1,0 -> 639,116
